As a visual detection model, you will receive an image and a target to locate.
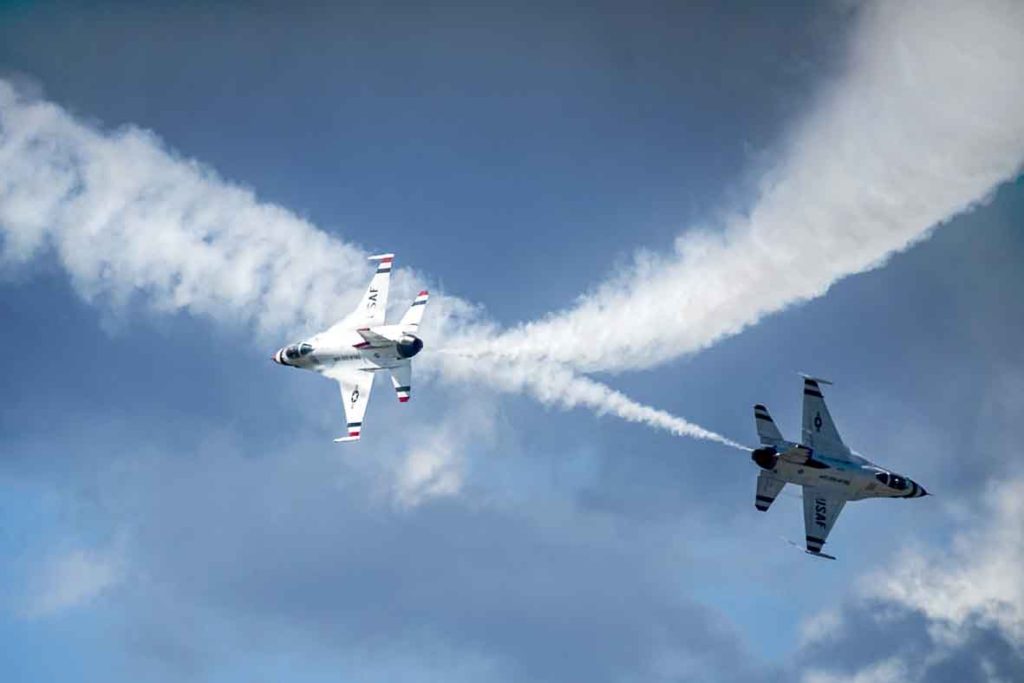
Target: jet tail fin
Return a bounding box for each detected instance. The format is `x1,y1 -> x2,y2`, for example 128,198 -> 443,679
754,404 -> 784,447
399,290 -> 429,331
755,471 -> 785,512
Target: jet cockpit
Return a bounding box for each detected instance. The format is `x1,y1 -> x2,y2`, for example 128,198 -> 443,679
273,342 -> 314,366
874,471 -> 927,497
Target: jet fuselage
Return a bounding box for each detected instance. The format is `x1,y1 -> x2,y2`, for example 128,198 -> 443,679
751,441 -> 927,501
273,326 -> 423,373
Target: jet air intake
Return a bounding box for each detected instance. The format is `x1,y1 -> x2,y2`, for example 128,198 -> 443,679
751,446 -> 779,470
396,335 -> 424,359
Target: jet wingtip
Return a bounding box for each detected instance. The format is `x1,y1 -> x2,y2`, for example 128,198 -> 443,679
783,537 -> 837,560
805,550 -> 837,560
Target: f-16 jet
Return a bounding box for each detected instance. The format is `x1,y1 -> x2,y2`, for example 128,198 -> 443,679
749,376 -> 928,559
272,253 -> 428,442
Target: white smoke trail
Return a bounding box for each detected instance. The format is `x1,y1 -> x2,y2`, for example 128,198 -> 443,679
438,353 -> 748,449
0,80 -> 363,337
0,79 -> 739,448
456,0 -> 1024,372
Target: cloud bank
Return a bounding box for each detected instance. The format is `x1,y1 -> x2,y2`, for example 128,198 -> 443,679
24,546 -> 122,617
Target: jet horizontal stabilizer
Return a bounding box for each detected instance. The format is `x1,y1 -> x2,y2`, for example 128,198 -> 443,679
355,328 -> 400,348
798,372 -> 833,385
754,404 -> 785,447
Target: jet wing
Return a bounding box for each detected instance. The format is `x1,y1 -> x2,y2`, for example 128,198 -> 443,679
388,361 -> 412,403
352,254 -> 394,327
323,367 -> 375,442
801,376 -> 853,460
801,486 -> 847,558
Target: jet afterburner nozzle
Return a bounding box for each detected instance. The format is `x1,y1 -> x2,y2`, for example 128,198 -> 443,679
751,446 -> 779,471
396,335 -> 424,359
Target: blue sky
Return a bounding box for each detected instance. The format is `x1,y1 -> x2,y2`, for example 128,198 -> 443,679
2,2 -> 1024,682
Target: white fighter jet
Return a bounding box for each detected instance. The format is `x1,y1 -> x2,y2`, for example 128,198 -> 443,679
272,254 -> 429,442
749,376 -> 928,559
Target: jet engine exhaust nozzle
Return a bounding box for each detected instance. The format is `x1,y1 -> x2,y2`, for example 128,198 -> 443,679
751,446 -> 779,471
396,335 -> 424,359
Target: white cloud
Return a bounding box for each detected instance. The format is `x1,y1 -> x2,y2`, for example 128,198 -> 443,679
25,546 -> 122,617
460,0 -> 1024,373
803,658 -> 908,683
798,477 -> 1024,681
393,397 -> 498,507
799,607 -> 844,649
866,479 -> 1024,649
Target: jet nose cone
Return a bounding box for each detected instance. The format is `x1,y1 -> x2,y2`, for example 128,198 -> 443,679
272,350 -> 282,364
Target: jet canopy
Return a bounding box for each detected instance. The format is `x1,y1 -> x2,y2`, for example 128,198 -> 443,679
283,342 -> 314,361
875,471 -> 910,491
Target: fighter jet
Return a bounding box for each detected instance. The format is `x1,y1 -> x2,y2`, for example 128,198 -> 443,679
749,375 -> 928,559
272,253 -> 428,442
